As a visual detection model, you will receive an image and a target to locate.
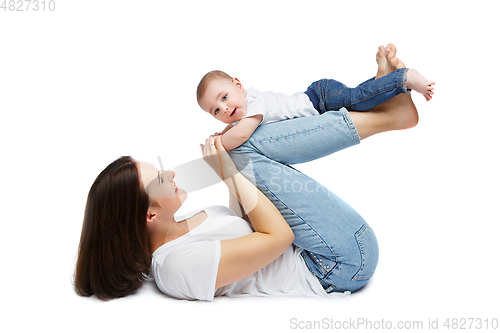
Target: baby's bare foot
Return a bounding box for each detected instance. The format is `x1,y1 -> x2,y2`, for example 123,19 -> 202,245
386,43 -> 397,56
375,46 -> 387,79
386,44 -> 406,73
406,69 -> 435,101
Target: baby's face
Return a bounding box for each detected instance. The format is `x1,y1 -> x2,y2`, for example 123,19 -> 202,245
199,78 -> 247,124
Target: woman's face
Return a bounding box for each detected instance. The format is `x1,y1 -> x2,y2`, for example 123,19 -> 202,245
137,161 -> 187,214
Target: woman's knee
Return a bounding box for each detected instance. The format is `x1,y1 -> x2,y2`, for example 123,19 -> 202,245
319,224 -> 379,293
351,224 -> 379,282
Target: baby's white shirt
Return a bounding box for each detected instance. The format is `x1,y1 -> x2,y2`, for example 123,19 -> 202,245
232,88 -> 319,126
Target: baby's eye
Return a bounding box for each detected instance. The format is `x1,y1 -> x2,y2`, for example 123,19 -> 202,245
214,108 -> 219,116
222,94 -> 227,101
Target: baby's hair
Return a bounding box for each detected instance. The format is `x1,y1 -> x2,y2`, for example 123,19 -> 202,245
197,70 -> 233,103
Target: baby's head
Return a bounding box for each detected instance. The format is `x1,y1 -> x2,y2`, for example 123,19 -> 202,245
197,70 -> 247,124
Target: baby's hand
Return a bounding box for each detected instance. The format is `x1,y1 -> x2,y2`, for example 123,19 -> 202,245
201,135 -> 238,181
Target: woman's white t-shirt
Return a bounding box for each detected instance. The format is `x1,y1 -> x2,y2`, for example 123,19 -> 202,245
150,205 -> 341,301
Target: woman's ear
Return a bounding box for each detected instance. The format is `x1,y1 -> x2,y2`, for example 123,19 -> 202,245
146,209 -> 158,224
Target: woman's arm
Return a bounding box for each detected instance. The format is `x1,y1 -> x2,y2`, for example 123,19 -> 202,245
221,115 -> 262,151
228,191 -> 250,223
202,135 -> 294,289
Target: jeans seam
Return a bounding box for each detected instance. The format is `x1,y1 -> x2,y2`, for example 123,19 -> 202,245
352,224 -> 375,281
340,108 -> 360,145
350,84 -> 401,105
251,123 -> 335,145
402,68 -> 410,93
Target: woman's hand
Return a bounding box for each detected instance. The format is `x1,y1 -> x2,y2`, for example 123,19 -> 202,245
201,135 -> 238,181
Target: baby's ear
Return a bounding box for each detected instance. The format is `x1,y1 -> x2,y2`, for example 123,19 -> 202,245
233,77 -> 243,89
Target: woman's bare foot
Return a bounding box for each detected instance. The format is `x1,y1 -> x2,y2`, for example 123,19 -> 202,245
406,69 -> 435,101
386,43 -> 406,73
349,93 -> 419,140
375,46 -> 387,79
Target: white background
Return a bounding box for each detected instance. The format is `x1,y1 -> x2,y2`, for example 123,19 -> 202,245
1,0 -> 499,332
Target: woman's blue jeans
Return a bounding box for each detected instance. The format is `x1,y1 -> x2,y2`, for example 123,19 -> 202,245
228,109 -> 379,293
305,68 -> 410,112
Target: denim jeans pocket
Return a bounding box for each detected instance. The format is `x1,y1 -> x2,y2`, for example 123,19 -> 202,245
352,224 -> 379,281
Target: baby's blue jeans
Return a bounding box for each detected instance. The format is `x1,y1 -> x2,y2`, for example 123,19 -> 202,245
305,68 -> 410,112
229,109 -> 378,293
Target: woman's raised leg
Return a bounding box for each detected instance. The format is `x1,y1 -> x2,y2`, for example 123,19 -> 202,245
228,92 -> 419,292
228,108 -> 380,292
239,108 -> 360,165
229,138 -> 378,292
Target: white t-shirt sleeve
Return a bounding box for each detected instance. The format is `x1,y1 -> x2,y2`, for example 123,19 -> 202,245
152,239 -> 221,301
237,88 -> 268,125
245,98 -> 267,122
243,88 -> 318,126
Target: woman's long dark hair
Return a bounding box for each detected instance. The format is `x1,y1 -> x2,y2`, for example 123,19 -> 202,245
74,156 -> 151,300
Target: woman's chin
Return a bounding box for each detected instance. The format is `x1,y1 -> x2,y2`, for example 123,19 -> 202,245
178,188 -> 188,203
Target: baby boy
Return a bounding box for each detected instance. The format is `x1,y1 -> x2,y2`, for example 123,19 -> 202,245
197,44 -> 434,151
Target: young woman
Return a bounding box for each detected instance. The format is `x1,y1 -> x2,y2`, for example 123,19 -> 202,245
75,47 -> 424,300
74,87 -> 419,301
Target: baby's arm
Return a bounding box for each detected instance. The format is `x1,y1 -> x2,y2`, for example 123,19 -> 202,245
221,115 -> 263,151
221,124 -> 233,135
